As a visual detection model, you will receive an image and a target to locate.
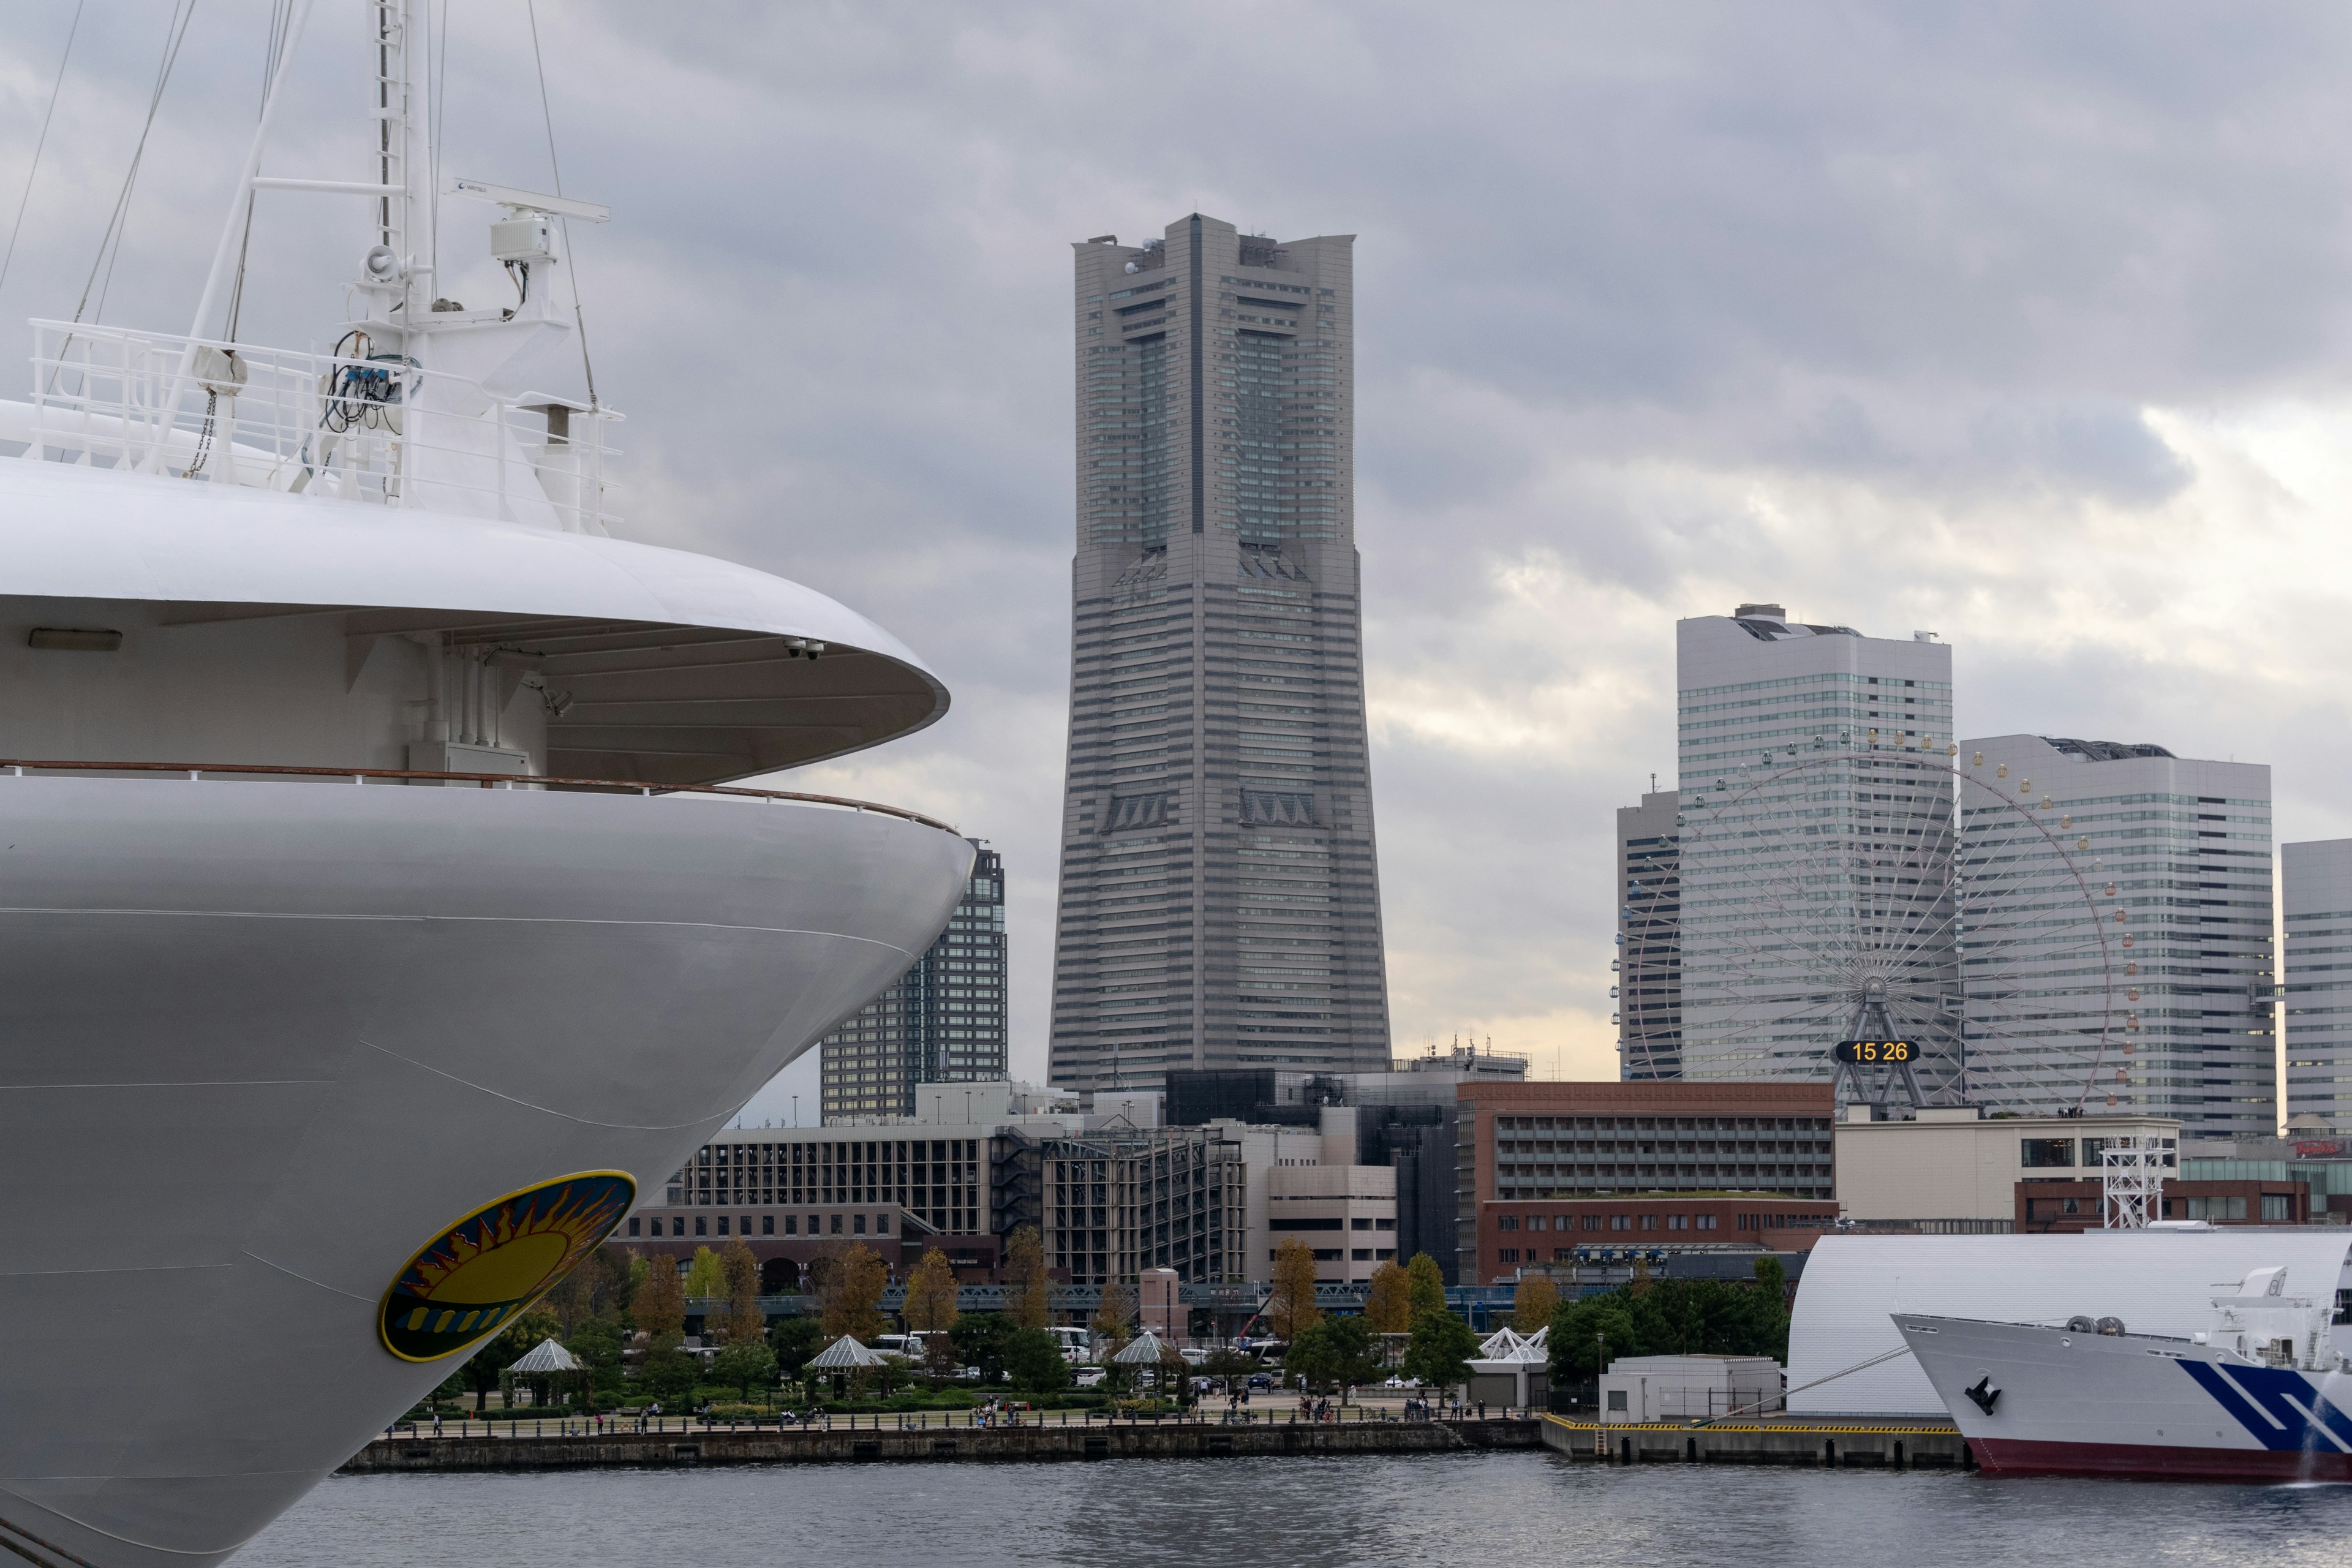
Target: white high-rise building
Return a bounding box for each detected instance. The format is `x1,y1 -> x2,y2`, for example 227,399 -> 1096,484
2278,840 -> 2351,1133
1676,605 -> 1958,1091
1959,737 -> 2274,1139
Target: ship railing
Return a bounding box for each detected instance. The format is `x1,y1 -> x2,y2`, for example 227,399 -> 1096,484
0,758 -> 957,834
19,320 -> 622,535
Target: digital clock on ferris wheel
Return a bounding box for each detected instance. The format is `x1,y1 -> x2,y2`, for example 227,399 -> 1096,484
1833,1040 -> 1914,1064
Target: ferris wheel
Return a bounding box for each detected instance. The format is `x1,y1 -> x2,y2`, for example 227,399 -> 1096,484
1663,748 -> 2124,1113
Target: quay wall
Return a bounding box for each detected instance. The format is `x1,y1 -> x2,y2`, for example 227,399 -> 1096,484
341,1420 -> 1544,1473
1539,1414 -> 1973,1468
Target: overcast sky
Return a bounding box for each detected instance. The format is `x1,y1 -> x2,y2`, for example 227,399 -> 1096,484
9,2 -> 2352,1119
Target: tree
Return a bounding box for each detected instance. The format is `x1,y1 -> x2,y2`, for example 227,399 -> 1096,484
1091,1275 -> 1136,1354
903,1248 -> 960,1336
948,1312 -> 1019,1384
1286,1314 -> 1381,1395
633,1252 -> 696,1405
712,1337 -> 778,1402
1005,1224 -> 1051,1330
1404,1252 -> 1447,1319
769,1316 -> 824,1385
1363,1261 -> 1412,1336
720,1240 -> 765,1348
684,1245 -> 725,1303
1006,1326 -> 1073,1394
567,1316 -> 628,1404
1268,1238 -> 1321,1341
811,1242 -> 888,1343
1513,1274 -> 1558,1335
1550,1293 -> 1639,1381
550,1242 -> 641,1336
1400,1308 -> 1480,1394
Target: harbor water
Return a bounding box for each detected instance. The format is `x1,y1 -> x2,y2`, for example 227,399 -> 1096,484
236,1450 -> 2352,1566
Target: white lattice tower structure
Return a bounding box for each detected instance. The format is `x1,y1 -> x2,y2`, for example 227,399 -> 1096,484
2101,1136 -> 2165,1229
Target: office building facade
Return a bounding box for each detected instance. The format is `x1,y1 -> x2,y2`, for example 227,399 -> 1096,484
1453,1079 -> 1838,1286
1615,789 -> 1683,1079
1676,605 -> 1957,1090
1048,216 -> 1390,1093
2285,839 -> 2352,1134
820,842 -> 1006,1122
1960,736 -> 2272,1137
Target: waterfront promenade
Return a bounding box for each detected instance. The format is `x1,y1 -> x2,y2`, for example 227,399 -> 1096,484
342,1411 -> 1543,1472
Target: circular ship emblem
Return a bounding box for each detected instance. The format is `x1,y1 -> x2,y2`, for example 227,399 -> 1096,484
378,1172 -> 635,1362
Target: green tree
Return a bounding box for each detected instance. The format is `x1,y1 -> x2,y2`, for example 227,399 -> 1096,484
684,1245 -> 725,1302
1005,1225 -> 1051,1331
1400,1308 -> 1480,1393
769,1316 -> 824,1385
1286,1314 -> 1382,1395
1550,1293 -> 1640,1380
1404,1252 -> 1447,1318
948,1312 -> 1019,1384
1005,1326 -> 1073,1394
712,1337 -> 778,1401
568,1316 -> 628,1404
1268,1238 -> 1322,1341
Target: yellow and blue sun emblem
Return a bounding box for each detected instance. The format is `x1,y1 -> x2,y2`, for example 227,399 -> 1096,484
378,1171 -> 635,1362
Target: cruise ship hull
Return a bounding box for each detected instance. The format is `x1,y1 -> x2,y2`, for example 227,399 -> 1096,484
1899,1313 -> 2352,1482
0,774 -> 970,1567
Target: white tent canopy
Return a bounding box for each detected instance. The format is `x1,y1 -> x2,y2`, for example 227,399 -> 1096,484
806,1335 -> 887,1370
506,1338 -> 584,1374
1112,1330 -> 1174,1365
1475,1325 -> 1548,1365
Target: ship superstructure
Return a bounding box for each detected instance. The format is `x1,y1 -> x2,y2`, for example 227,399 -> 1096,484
0,7 -> 969,1566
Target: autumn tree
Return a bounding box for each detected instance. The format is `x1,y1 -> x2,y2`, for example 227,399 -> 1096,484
903,1247 -> 960,1334
1513,1274 -> 1558,1335
1363,1260 -> 1412,1336
812,1242 -> 888,1343
1091,1275 -> 1136,1353
720,1240 -> 765,1347
1286,1314 -> 1380,1396
549,1242 -> 640,1336
1005,1224 -> 1051,1330
1404,1252 -> 1447,1319
633,1253 -> 696,1403
1268,1238 -> 1321,1342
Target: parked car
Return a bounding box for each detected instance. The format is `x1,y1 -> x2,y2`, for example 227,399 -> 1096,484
1074,1368 -> 1106,1389
1247,1374 -> 1272,1390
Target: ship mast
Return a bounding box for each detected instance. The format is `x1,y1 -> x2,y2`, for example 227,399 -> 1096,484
365,0 -> 432,332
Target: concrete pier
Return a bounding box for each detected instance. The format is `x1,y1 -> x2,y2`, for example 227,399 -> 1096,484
340,1419 -> 1545,1472
1539,1413 -> 1972,1468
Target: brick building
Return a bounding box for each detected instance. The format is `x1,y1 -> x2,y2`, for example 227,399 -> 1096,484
2015,1178 -> 2309,1234
1479,1194 -> 1838,1281
1454,1080 -> 1836,1284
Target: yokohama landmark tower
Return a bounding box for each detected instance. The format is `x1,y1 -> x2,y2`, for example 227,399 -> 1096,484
1047,215 -> 1392,1093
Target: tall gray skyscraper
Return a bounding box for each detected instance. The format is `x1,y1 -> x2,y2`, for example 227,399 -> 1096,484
1963,737 -> 2273,1138
2283,839 -> 2352,1134
1676,606 -> 1959,1092
1047,216 -> 1390,1094
820,842 -> 1006,1123
1615,790 -> 1683,1079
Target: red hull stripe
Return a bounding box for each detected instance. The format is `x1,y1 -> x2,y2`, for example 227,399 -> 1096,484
1974,1437 -> 2352,1482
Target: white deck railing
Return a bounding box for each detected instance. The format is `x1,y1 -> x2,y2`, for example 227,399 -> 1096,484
21,320 -> 622,533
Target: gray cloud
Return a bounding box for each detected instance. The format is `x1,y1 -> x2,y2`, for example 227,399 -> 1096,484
5,2 -> 2350,1109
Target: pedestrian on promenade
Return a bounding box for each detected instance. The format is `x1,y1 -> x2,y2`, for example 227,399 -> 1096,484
431,1413 -> 441,1437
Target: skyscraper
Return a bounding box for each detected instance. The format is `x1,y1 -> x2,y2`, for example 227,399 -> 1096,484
820,842 -> 1006,1123
1676,605 -> 1958,1091
2283,839 -> 2352,1134
1047,216 -> 1390,1094
1615,790 -> 1683,1079
1961,737 -> 2273,1138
